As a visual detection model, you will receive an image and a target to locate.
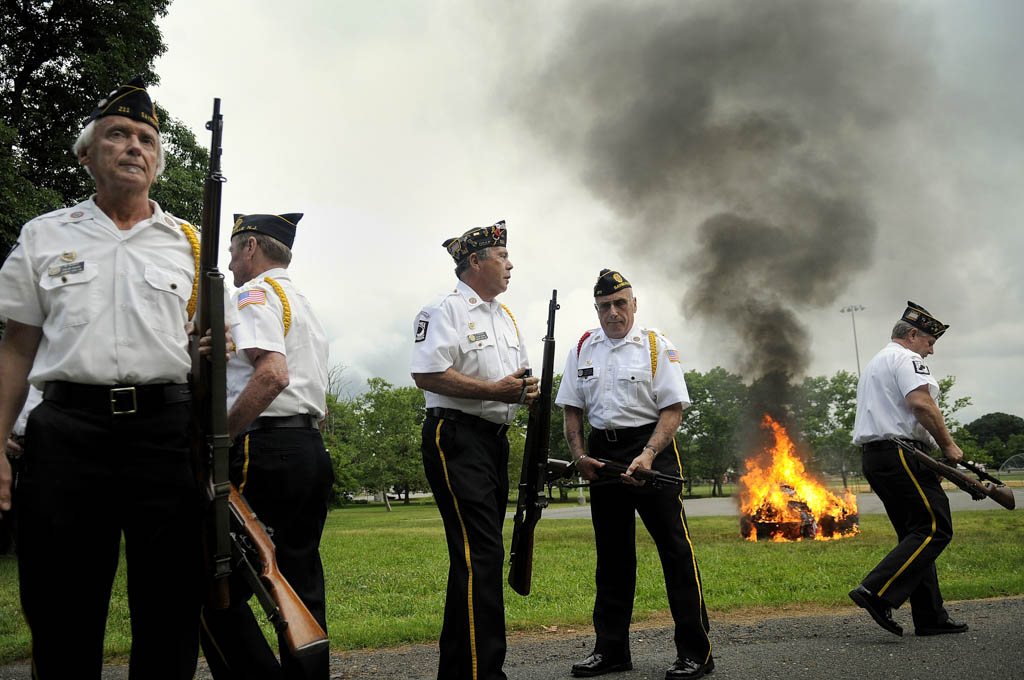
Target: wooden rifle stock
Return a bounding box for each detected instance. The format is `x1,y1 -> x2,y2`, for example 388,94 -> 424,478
229,487 -> 329,655
890,437 -> 1015,510
508,290 -> 559,596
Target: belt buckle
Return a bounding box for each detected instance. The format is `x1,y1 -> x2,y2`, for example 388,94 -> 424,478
605,428 -> 618,442
110,387 -> 137,415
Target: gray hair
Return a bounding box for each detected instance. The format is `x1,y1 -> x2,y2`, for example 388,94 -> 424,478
72,119 -> 166,178
891,320 -> 918,340
455,246 -> 495,279
234,232 -> 292,267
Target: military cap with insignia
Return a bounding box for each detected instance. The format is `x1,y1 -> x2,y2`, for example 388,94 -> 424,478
87,76 -> 160,132
593,268 -> 632,297
443,220 -> 507,261
901,300 -> 949,338
231,213 -> 303,250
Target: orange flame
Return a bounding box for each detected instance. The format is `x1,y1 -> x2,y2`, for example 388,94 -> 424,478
738,415 -> 859,542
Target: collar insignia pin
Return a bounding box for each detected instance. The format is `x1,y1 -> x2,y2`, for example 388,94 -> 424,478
60,250 -> 76,262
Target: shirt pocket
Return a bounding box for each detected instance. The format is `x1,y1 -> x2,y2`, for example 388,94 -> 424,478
459,330 -> 498,378
142,264 -> 191,336
576,365 -> 602,404
38,262 -> 100,329
615,366 -> 652,407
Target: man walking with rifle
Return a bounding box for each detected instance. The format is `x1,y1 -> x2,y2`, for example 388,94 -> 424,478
0,78 -> 227,678
200,213 -> 333,679
555,269 -> 712,679
849,301 -> 968,637
411,221 -> 539,680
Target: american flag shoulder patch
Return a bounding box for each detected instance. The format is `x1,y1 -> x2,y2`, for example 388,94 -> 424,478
237,289 -> 267,309
666,349 -> 680,363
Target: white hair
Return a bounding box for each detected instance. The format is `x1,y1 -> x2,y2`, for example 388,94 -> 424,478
72,119 -> 166,178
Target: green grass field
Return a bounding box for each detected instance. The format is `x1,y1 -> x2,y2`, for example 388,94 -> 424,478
1,503 -> 1022,663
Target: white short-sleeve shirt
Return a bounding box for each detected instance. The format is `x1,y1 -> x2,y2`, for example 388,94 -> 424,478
225,268 -> 329,419
0,197 -> 216,386
554,320 -> 690,430
410,280 -> 529,425
852,341 -> 940,447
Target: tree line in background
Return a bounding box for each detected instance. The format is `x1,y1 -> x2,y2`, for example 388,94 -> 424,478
2,0 -> 208,256
321,366 -> 1024,509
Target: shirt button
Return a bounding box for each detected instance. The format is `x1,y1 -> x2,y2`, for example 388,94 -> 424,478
120,304 -> 128,310
119,271 -> 127,278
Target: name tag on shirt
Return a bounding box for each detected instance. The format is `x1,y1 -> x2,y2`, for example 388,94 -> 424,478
467,332 -> 488,342
578,367 -> 594,378
48,262 -> 84,277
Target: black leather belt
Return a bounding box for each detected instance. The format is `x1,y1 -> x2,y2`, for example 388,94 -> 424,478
43,381 -> 191,415
242,414 -> 318,435
861,439 -> 928,453
425,407 -> 510,437
593,422 -> 657,442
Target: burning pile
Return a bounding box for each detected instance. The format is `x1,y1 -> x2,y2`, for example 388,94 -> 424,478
738,415 -> 859,542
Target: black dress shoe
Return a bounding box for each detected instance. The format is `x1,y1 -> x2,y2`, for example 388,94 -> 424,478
916,618 -> 969,636
570,653 -> 633,677
849,585 -> 903,636
666,655 -> 714,679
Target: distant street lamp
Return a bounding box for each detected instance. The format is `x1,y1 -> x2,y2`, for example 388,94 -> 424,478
840,305 -> 866,377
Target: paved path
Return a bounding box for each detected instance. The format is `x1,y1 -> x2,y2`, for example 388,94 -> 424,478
510,487 -> 1023,519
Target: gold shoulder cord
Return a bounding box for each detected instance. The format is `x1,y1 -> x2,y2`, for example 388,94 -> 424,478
648,331 -> 658,378
263,276 -> 292,336
500,304 -> 520,339
180,223 -> 201,319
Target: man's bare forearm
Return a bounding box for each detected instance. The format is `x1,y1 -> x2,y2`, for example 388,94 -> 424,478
906,388 -> 955,449
644,403 -> 683,456
563,406 -> 586,460
228,350 -> 288,439
413,368 -> 500,402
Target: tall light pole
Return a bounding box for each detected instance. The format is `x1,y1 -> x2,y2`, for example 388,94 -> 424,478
840,305 -> 865,377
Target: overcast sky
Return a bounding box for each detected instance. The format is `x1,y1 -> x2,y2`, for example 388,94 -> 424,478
150,0 -> 1022,424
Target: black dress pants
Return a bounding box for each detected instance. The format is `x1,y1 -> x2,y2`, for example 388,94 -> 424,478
200,427 -> 334,680
587,425 -> 712,664
861,442 -> 953,626
17,399 -> 203,679
421,415 -> 509,680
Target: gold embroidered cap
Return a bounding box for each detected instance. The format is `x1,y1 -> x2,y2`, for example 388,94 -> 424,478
594,268 -> 632,297
88,76 -> 160,132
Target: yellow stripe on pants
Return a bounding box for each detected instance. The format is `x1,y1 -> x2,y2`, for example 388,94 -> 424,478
670,439 -> 712,663
434,419 -> 478,680
878,446 -> 937,597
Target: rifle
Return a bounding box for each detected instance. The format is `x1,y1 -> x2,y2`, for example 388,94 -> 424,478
191,98 -> 232,606
890,437 -> 1015,510
228,487 -> 329,655
546,457 -> 684,490
190,99 -> 329,655
507,290 -> 559,596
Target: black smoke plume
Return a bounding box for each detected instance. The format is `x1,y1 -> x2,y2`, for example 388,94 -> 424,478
510,0 -> 933,394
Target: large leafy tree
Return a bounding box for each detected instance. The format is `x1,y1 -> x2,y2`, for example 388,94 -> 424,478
1,0 -> 206,246
342,378 -> 427,510
794,370 -> 859,486
679,367 -> 748,496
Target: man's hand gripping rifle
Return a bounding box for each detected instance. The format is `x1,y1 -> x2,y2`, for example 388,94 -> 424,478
546,457 -> 684,490
889,437 -> 1015,510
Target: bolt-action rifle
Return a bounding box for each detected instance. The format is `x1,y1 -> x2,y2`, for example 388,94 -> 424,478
546,457 -> 684,490
890,437 -> 1015,510
508,290 -> 559,596
190,100 -> 328,654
